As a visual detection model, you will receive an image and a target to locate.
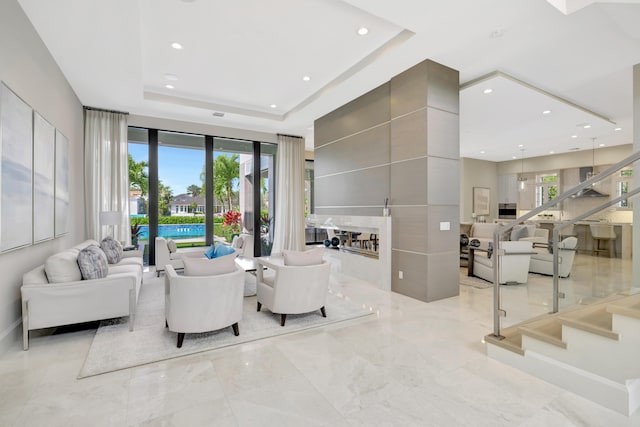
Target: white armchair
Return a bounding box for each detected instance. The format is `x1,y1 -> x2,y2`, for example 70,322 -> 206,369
529,237 -> 578,278
164,264 -> 244,348
155,237 -> 204,276
231,233 -> 254,258
256,257 -> 331,326
473,240 -> 533,284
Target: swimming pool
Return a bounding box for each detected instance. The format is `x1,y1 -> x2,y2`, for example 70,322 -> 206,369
138,224 -> 205,240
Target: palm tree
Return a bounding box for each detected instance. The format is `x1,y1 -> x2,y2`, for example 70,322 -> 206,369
158,181 -> 173,216
128,154 -> 148,196
186,184 -> 201,197
213,154 -> 239,211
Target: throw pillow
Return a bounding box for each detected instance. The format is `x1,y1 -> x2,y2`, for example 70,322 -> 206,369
204,245 -> 216,259
44,249 -> 83,283
100,236 -> 122,264
283,247 -> 324,266
167,238 -> 177,253
77,245 -> 109,280
183,253 -> 237,276
213,244 -> 235,258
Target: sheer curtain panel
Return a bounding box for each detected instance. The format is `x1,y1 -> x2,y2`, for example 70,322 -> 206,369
271,135 -> 305,254
84,109 -> 130,243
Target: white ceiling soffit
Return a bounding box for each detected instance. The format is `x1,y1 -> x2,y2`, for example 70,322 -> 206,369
139,0 -> 408,118
546,0 -> 640,15
460,72 -> 625,162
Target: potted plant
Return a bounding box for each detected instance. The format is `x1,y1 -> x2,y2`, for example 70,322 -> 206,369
131,219 -> 142,247
222,210 -> 242,240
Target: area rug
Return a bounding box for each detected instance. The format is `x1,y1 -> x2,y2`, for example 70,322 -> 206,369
79,274 -> 373,378
459,268 -> 494,289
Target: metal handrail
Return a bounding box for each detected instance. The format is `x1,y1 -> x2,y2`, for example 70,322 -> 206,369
491,149 -> 640,338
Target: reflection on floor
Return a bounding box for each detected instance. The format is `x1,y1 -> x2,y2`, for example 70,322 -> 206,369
1,255 -> 638,426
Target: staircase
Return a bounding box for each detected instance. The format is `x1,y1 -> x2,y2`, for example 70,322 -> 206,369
486,291 -> 640,415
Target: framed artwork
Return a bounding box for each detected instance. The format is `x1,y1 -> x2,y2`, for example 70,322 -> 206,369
33,112 -> 55,243
0,83 -> 33,252
55,129 -> 70,237
473,187 -> 490,216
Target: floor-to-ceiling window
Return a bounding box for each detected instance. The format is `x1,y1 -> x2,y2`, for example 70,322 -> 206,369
128,126 -> 276,264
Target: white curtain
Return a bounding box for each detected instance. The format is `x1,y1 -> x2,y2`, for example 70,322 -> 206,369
84,109 -> 130,243
271,134 -> 306,254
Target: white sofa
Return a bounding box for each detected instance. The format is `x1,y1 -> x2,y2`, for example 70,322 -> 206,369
473,240 -> 533,285
529,237 -> 578,278
155,237 -> 206,276
21,240 -> 143,350
468,223 -> 498,249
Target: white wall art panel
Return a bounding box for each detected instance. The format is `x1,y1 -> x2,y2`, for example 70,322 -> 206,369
54,129 -> 69,237
0,82 -> 33,252
33,112 -> 55,242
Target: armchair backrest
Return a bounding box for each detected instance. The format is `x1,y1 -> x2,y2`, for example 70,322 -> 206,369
155,237 -> 170,269
470,223 -> 498,239
164,264 -> 244,333
270,261 -> 331,314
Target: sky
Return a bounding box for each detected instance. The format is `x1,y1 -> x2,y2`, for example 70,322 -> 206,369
129,143 -> 203,195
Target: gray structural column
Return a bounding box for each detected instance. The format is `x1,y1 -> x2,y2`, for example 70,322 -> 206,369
389,60 -> 460,302
634,64 -> 640,288
314,59 -> 460,302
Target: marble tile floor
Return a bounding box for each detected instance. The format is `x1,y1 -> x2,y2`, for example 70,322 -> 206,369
1,256 -> 639,426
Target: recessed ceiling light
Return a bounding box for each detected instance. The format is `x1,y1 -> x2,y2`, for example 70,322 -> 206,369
164,73 -> 178,81
357,27 -> 369,36
480,150 -> 485,154
542,110 -> 551,115
512,156 -> 517,159
171,42 -> 183,50
549,151 -> 555,154
615,127 -> 622,131
571,135 -> 578,138
518,144 -> 524,148
583,124 -> 591,129
302,76 -> 311,82
165,84 -> 175,89
599,143 -> 606,147
270,104 -> 277,109
483,88 -> 493,94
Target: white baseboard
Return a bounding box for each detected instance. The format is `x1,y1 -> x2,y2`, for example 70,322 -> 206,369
487,343 -> 639,416
0,318 -> 21,356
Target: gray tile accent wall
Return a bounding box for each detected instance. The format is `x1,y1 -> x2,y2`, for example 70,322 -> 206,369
315,59 -> 459,303
315,124 -> 390,178
427,107 -> 460,159
315,165 -> 390,208
390,109 -> 428,162
315,83 -> 390,147
427,157 -> 459,206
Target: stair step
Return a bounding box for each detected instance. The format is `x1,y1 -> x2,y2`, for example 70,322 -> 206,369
485,331 -> 524,356
559,308 -> 619,340
519,318 -> 566,349
606,293 -> 640,320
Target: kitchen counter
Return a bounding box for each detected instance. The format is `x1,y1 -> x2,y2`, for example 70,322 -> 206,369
534,220 -> 632,259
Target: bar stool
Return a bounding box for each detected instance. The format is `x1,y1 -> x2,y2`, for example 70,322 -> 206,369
589,224 -> 616,257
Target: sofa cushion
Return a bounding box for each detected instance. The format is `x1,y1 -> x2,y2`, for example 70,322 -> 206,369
100,237 -> 123,264
77,245 -> 109,280
183,254 -> 237,276
283,247 -> 324,266
167,239 -> 177,253
44,249 -> 82,283
471,223 -> 497,239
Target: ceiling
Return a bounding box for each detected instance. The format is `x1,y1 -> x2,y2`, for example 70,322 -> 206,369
17,0 -> 640,161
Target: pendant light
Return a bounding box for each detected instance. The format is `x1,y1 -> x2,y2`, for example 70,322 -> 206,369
518,148 -> 527,191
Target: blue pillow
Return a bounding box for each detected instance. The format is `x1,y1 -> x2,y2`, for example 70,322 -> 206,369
213,244 -> 235,258
204,245 -> 216,259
